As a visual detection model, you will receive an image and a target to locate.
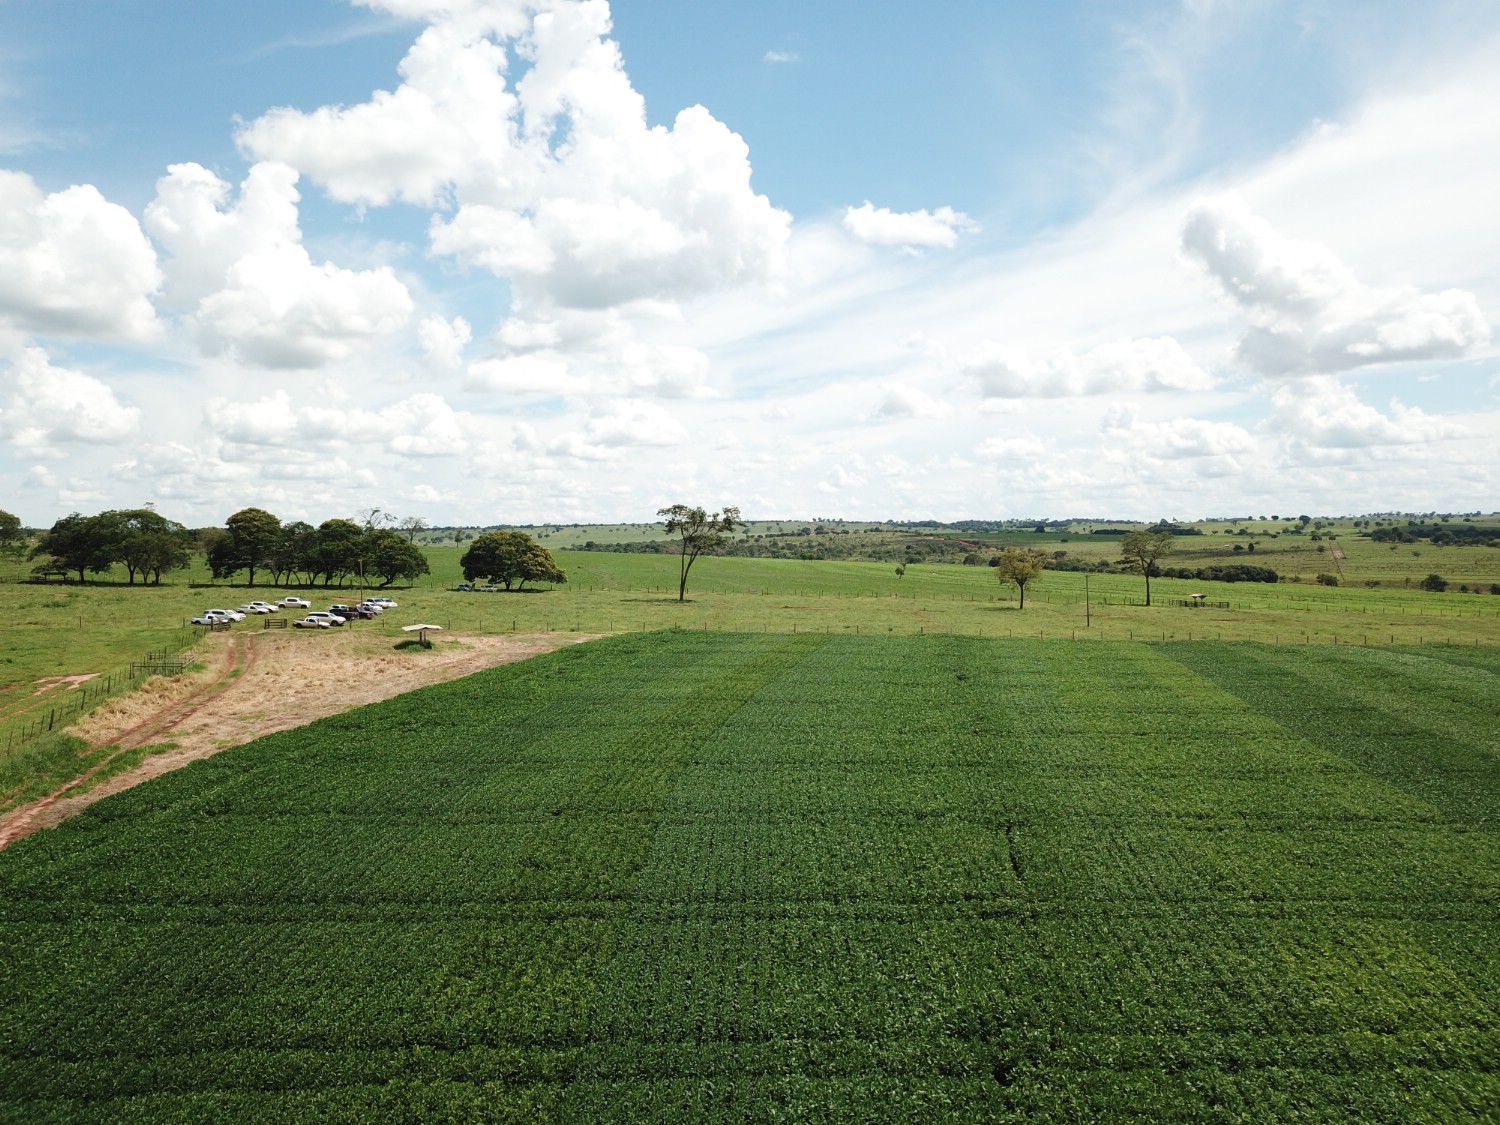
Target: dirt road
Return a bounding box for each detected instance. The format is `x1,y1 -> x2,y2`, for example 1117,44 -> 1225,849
0,629 -> 596,849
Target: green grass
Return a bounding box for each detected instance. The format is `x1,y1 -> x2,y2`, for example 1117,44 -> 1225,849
5,545 -> 1499,803
0,631 -> 1495,1120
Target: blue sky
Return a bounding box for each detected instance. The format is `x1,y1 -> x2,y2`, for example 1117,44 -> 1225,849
1,0 -> 1497,528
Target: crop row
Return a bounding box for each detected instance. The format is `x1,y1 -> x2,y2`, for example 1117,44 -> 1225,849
1,632 -> 1495,1120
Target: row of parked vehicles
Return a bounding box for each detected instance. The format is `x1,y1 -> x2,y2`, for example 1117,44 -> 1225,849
191,596 -> 399,629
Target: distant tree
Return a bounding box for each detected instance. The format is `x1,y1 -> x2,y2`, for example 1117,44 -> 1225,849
30,513 -> 117,583
0,510 -> 28,580
397,515 -> 430,543
1421,573 -> 1449,592
895,563 -> 906,579
994,547 -> 1047,608
111,509 -> 193,584
306,519 -> 367,587
365,528 -> 432,587
267,521 -> 316,586
1117,529 -> 1175,607
211,508 -> 283,585
0,509 -> 23,555
460,531 -> 565,590
658,504 -> 744,601
1316,573 -> 1340,587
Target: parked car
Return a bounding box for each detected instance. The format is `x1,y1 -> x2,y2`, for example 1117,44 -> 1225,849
356,601 -> 385,614
237,602 -> 277,614
277,596 -> 312,609
192,610 -> 234,625
366,596 -> 398,608
292,616 -> 331,629
206,608 -> 245,621
329,604 -> 374,620
301,612 -> 346,627
456,583 -> 473,592
478,585 -> 499,592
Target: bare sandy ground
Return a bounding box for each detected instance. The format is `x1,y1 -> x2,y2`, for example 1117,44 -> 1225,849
0,629 -> 597,847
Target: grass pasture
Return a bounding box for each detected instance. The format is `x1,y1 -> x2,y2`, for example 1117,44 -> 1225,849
0,632 -> 1496,1120
4,547 -> 1500,811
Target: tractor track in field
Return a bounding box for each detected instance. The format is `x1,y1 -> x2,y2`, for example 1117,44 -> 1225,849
0,630 -> 596,851
0,636 -> 254,850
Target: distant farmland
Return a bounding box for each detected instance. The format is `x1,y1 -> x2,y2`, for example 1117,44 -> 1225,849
1,632 -> 1495,1120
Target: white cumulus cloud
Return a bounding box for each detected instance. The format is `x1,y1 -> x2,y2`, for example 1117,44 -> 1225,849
547,398 -> 686,459
242,2 -> 790,319
419,313 -> 473,369
874,383 -> 950,419
1181,194 -> 1490,377
1102,404 -> 1256,459
207,388 -> 468,456
146,162 -> 413,368
1266,376 -> 1460,448
843,201 -> 976,250
962,336 -> 1213,398
0,347 -> 142,454
0,171 -> 161,340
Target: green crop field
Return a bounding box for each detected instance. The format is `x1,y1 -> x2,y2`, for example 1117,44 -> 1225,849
5,545 -> 1500,806
1,632 -> 1495,1121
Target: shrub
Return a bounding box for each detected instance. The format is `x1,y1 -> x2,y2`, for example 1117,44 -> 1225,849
1316,573 -> 1339,587
1421,573 -> 1448,593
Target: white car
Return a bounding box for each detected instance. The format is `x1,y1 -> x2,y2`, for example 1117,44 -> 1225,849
300,611 -> 346,628
192,610 -> 234,625
366,597 -> 398,608
207,608 -> 245,621
237,602 -> 277,614
277,596 -> 312,609
292,615 -> 331,629
356,601 -> 384,614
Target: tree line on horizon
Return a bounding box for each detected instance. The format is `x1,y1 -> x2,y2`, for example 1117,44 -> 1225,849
12,506 -> 429,588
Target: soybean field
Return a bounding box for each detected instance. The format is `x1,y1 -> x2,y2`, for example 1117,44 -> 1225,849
0,633 -> 1496,1121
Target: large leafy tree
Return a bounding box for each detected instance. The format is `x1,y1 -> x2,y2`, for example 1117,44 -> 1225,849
210,507 -> 283,586
268,521 -> 317,586
0,509 -> 28,575
111,509 -> 192,585
306,519 -> 367,587
460,531 -> 566,590
994,547 -> 1047,609
658,504 -> 743,601
30,512 -> 118,583
1117,529 -> 1175,607
365,528 -> 431,587
0,509 -> 22,550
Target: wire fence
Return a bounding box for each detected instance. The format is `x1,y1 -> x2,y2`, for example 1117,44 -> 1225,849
2,630 -> 202,756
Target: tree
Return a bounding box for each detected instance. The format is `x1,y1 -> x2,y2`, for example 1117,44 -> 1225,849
1117,529 -> 1175,607
306,519 -> 367,587
397,515 -> 430,543
111,509 -> 192,584
994,547 -> 1047,608
1421,573 -> 1449,592
365,528 -> 432,587
0,509 -> 24,579
658,504 -> 744,601
268,521 -> 316,586
460,531 -> 565,590
0,509 -> 23,554
211,508 -> 283,585
30,513 -> 117,583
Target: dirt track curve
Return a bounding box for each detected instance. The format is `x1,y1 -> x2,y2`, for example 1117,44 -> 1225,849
0,630 -> 594,850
